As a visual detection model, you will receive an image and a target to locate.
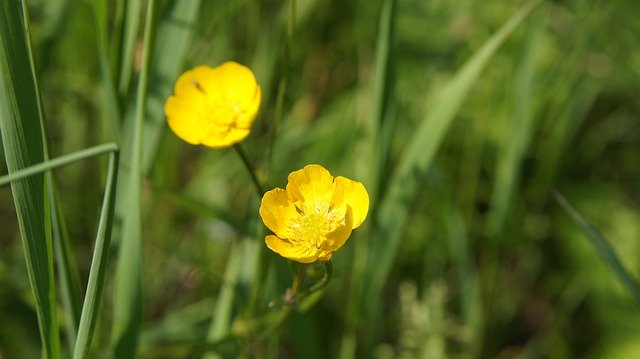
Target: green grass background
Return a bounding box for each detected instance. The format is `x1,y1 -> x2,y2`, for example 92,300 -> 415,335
1,0 -> 640,357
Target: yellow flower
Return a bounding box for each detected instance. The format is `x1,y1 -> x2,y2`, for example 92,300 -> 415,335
164,61 -> 261,148
259,164 -> 369,263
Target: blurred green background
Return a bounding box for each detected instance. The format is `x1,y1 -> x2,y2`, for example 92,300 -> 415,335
1,0 -> 640,357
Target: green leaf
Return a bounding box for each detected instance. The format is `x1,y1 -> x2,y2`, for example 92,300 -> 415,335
0,1 -> 60,357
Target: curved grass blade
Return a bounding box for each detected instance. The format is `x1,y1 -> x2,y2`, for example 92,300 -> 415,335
0,2 -> 60,357
552,190 -> 640,304
365,0 -> 542,313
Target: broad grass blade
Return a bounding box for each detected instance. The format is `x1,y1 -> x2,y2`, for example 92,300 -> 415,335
0,1 -> 60,357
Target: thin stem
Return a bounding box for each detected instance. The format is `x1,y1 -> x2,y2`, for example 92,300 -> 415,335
233,143 -> 264,197
0,143 -> 119,187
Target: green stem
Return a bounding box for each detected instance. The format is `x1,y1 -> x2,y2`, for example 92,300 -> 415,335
233,144 -> 264,197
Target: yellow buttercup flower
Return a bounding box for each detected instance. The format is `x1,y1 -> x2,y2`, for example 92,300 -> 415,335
164,61 -> 261,148
259,164 -> 369,263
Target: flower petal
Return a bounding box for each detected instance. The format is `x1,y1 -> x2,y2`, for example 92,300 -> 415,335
265,235 -> 318,263
259,188 -> 300,239
200,127 -> 250,148
322,205 -> 354,253
286,164 -> 334,214
164,95 -> 203,144
215,62 -> 261,115
332,176 -> 369,228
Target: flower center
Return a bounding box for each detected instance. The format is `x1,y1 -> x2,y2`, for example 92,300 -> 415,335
290,207 -> 343,251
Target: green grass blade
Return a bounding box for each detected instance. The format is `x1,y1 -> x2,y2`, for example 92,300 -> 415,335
486,12 -> 544,236
140,0 -> 203,173
51,188 -> 82,348
204,244 -> 243,359
552,190 -> 640,304
365,0 -> 541,311
0,144 -> 119,187
117,0 -> 143,96
361,0 -> 396,200
0,143 -> 119,352
111,1 -> 156,357
0,1 -> 60,357
91,0 -> 121,142
74,150 -> 120,359
445,207 -> 482,356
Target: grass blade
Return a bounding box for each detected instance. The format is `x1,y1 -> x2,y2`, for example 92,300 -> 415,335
117,0 -> 143,97
552,190 -> 640,304
486,12 -> 544,236
51,188 -> 82,347
0,1 -> 60,357
74,150 -> 120,359
111,1 -> 156,357
91,0 -> 121,142
365,0 -> 541,312
140,0 -> 203,173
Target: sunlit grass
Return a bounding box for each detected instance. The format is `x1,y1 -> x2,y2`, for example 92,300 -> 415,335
2,0 -> 640,358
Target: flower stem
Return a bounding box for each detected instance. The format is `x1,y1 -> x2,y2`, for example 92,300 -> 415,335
233,143 -> 264,197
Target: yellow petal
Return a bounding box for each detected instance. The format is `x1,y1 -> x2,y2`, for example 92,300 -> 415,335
332,177 -> 369,229
235,86 -> 262,129
200,127 -> 250,148
286,164 -> 334,214
174,65 -> 223,104
164,96 -> 203,144
321,205 -> 354,253
215,62 -> 261,111
259,188 -> 300,239
265,235 -> 319,263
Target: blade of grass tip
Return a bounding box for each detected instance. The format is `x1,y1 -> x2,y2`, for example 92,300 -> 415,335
111,1 -> 156,357
364,0 -> 541,317
486,10 -> 544,237
74,150 -> 119,359
551,190 -> 640,304
140,0 -> 202,173
0,2 -> 60,357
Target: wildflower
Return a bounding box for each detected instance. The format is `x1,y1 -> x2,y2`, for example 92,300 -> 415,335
259,164 -> 369,263
164,61 -> 261,148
